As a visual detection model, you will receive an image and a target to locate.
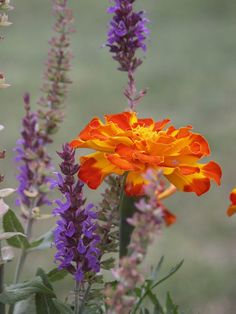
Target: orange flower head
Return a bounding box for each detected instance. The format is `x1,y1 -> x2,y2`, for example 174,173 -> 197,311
70,111 -> 222,196
227,187 -> 236,217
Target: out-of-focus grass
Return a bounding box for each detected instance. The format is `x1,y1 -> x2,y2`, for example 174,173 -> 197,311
0,0 -> 236,313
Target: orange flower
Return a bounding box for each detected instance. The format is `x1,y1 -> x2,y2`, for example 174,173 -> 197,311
227,187 -> 236,217
70,111 -> 221,196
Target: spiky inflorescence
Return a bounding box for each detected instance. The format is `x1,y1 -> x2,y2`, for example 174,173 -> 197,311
97,176 -> 121,261
15,94 -> 53,211
38,0 -> 74,142
106,0 -> 149,110
105,171 -> 172,314
107,0 -> 149,72
54,143 -> 101,282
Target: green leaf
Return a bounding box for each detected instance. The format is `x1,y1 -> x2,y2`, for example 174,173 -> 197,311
35,294 -> 58,314
36,268 -> 53,290
0,277 -> 55,304
52,299 -> 73,314
0,232 -> 26,241
151,260 -> 184,290
35,268 -> 58,314
13,297 -> 36,314
100,257 -> 115,270
151,256 -> 164,282
165,293 -> 179,314
2,210 -> 30,249
28,230 -> 53,252
145,290 -> 164,314
46,268 -> 68,283
133,260 -> 184,314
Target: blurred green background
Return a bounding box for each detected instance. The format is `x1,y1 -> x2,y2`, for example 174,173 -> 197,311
1,0 -> 236,313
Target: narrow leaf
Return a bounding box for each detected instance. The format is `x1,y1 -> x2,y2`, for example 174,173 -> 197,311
165,293 -> 179,314
151,260 -> 184,290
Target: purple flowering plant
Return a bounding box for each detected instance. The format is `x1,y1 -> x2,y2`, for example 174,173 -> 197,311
0,0 -> 226,313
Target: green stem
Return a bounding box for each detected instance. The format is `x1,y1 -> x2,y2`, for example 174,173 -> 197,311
8,216 -> 34,314
74,281 -> 80,314
78,284 -> 91,314
119,173 -> 137,258
0,242 -> 5,314
13,215 -> 33,284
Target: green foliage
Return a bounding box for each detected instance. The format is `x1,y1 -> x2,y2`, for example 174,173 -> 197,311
133,257 -> 184,313
46,268 -> 68,283
2,210 -> 30,249
28,230 -> 54,252
0,277 -> 55,304
52,299 -> 73,314
137,293 -> 181,314
0,267 -> 73,313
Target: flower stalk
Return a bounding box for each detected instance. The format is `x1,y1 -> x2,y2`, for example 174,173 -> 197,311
106,0 -> 149,110
38,0 -> 74,142
119,172 -> 136,258
0,242 -> 5,314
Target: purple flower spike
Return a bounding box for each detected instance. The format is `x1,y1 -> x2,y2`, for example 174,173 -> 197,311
106,0 -> 149,72
54,143 -> 101,282
15,94 -> 53,209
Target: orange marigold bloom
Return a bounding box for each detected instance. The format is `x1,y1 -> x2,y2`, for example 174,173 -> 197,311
70,111 -> 222,196
227,187 -> 236,217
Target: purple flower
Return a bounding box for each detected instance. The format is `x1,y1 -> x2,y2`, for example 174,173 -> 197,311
106,0 -> 149,72
54,143 -> 101,282
15,93 -> 53,209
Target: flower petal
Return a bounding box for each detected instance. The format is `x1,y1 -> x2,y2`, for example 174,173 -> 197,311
227,187 -> 236,217
79,152 -> 124,189
164,161 -> 221,196
125,172 -> 147,196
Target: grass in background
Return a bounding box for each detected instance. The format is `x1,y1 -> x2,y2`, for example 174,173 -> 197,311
0,0 -> 236,313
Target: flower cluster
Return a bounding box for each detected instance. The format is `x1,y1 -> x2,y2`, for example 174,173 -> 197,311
107,0 -> 149,73
38,0 -> 74,142
54,143 -> 101,282
105,170 -> 172,313
15,94 -> 53,210
227,187 -> 236,217
97,176 -> 121,269
70,111 -> 222,197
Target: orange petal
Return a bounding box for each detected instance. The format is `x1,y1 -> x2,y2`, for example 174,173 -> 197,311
125,172 -> 146,196
227,187 -> 236,217
227,205 -> 236,217
106,154 -> 135,171
164,161 -> 222,196
134,118 -> 154,128
79,152 -> 124,189
154,119 -> 170,131
105,112 -> 136,130
163,209 -> 176,226
230,187 -> 236,203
